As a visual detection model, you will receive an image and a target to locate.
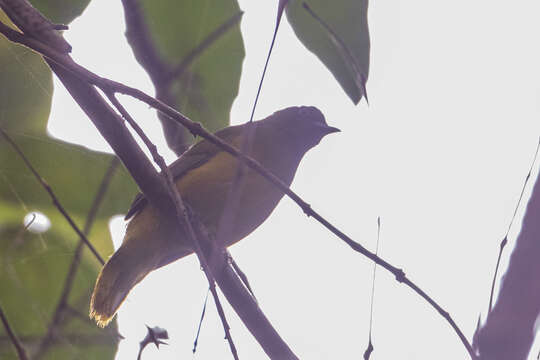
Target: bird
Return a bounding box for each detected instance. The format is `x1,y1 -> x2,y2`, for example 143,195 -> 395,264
89,106 -> 339,327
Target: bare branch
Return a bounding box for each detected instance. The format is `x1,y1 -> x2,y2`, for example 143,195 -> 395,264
228,252 -> 256,299
107,93 -> 239,359
0,20 -> 476,359
192,289 -> 209,354
488,137 -> 540,312
477,140 -> 540,359
0,304 -> 29,360
364,217 -> 381,359
35,158 -> 120,358
247,3 -> 285,124
0,128 -> 105,265
0,0 -> 71,53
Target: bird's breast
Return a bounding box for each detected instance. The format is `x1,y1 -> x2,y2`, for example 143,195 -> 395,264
178,151 -> 295,245
123,149 -> 300,268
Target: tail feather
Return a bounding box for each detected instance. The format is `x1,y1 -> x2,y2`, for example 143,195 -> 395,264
89,245 -> 157,327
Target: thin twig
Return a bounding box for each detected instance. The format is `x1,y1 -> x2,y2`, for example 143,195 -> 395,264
189,214 -> 240,359
228,252 -> 256,300
35,158 -> 120,359
207,133 -> 253,353
13,213 -> 36,244
169,11 -> 244,80
193,289 -> 210,354
368,217 -> 381,336
211,4 -> 281,261
0,21 -> 475,359
0,128 -> 105,265
0,0 -> 72,53
107,93 -> 239,359
488,136 -> 540,312
314,213 -> 476,358
248,4 -> 284,123
0,303 -> 29,360
364,217 -> 381,360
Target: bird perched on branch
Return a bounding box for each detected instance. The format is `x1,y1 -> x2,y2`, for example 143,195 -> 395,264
90,106 -> 339,327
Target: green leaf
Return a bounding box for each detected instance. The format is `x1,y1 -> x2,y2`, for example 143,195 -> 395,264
0,133 -> 135,359
1,3 -> 137,358
286,0 -> 370,104
0,0 -> 91,130
0,134 -> 137,217
131,0 -> 245,152
28,0 -> 91,25
0,213 -> 119,360
0,13 -> 53,134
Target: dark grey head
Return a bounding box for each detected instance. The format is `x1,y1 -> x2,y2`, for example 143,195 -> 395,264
260,106 -> 340,151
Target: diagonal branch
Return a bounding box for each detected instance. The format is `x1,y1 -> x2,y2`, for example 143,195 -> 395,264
364,217 -> 381,359
476,138 -> 540,359
0,128 -> 105,265
210,2 -> 287,259
0,303 -> 29,360
106,93 -> 239,359
212,1 -> 286,279
0,0 -> 72,53
487,137 -> 540,312
247,2 -> 284,124
35,158 -> 120,359
0,17 -> 474,359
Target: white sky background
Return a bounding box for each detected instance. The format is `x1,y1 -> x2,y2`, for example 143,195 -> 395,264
46,0 -> 540,359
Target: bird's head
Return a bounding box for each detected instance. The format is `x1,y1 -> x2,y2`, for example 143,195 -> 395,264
260,106 -> 340,152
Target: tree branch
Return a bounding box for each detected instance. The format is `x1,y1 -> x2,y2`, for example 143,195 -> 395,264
0,21 -> 476,359
0,128 -> 105,265
487,137 -> 540,312
106,93 -> 240,358
0,18 -> 298,356
35,158 -> 120,359
476,158 -> 540,359
0,304 -> 29,360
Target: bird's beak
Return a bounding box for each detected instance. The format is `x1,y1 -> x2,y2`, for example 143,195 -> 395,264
323,125 -> 340,134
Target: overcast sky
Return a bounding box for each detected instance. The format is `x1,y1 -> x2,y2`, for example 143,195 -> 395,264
48,0 -> 540,358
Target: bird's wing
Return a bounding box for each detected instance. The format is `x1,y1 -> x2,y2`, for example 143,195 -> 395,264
124,125 -> 244,221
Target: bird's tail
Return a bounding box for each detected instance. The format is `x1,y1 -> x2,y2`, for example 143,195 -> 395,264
89,244 -> 157,327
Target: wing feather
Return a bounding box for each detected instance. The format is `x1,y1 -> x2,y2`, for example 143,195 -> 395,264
124,125 -> 244,220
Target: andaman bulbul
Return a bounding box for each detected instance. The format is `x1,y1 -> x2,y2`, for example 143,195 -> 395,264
90,106 -> 339,327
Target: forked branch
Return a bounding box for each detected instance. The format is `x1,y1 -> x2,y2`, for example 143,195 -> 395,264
0,7 -> 475,359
